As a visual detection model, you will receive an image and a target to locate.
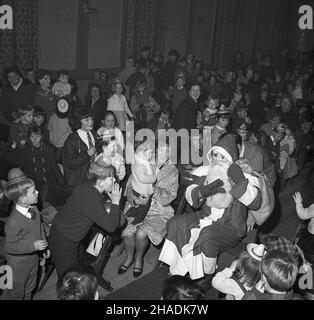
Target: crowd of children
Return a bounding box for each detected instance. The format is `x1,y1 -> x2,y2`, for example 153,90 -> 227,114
0,46 -> 314,300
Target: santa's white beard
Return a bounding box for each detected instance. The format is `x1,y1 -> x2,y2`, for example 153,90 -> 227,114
205,161 -> 233,209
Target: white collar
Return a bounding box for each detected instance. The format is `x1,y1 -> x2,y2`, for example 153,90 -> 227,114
240,144 -> 245,158
12,78 -> 23,91
270,135 -> 277,144
215,124 -> 225,131
16,204 -> 32,219
77,129 -> 95,149
77,129 -> 89,135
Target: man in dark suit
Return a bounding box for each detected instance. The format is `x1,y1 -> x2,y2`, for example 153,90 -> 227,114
172,81 -> 201,133
280,95 -> 300,133
295,115 -> 314,169
264,126 -> 285,173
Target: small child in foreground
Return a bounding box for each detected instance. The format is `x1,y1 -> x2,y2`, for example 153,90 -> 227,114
162,275 -> 205,300
242,250 -> 303,300
56,264 -> 99,300
2,173 -> 49,300
212,243 -> 265,300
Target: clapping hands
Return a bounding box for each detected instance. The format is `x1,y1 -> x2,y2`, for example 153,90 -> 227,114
110,180 -> 122,205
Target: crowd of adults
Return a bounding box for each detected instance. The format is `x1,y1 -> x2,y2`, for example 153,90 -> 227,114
1,45 -> 314,300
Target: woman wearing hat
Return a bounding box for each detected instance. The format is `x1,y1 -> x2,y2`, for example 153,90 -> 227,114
49,158 -> 122,278
63,106 -> 102,190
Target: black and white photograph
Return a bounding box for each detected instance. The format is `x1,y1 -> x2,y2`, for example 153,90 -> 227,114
0,0 -> 314,306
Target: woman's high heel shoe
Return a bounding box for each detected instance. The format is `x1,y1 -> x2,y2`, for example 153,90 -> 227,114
117,259 -> 134,275
133,260 -> 143,278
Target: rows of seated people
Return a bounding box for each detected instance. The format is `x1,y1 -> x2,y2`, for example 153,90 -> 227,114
0,47 -> 314,300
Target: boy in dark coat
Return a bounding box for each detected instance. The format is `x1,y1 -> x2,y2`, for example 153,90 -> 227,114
21,126 -> 65,192
2,173 -> 48,300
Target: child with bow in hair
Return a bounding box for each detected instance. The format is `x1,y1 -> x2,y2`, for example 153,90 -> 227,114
212,243 -> 266,300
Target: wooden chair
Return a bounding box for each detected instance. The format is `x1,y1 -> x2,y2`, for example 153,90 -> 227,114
40,183 -> 71,209
174,166 -> 196,216
90,234 -> 114,292
38,261 -> 56,292
38,234 -> 115,293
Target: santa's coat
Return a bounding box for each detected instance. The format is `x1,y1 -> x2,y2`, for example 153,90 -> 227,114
159,165 -> 262,280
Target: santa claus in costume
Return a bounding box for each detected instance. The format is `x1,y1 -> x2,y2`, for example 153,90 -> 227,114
159,134 -> 268,283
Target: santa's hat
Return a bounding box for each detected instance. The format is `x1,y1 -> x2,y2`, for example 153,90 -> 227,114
208,134 -> 239,163
247,243 -> 266,261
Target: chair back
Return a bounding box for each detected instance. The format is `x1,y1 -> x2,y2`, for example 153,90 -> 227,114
40,183 -> 71,208
178,166 -> 196,188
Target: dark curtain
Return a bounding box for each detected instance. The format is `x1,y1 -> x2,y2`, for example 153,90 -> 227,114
0,0 -> 38,75
269,0 -> 292,63
121,0 -> 168,63
211,0 -> 241,70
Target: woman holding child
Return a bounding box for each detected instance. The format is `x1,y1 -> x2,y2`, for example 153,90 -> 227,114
118,139 -> 179,278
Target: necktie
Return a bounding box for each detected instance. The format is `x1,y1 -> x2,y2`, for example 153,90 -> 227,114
87,131 -> 94,149
28,207 -> 37,220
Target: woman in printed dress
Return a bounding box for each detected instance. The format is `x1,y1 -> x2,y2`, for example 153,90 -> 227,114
118,140 -> 179,278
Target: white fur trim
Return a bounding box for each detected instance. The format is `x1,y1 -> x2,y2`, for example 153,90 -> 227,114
238,182 -> 258,206
159,239 -> 190,277
191,166 -> 210,177
202,255 -> 217,275
185,184 -> 198,206
159,215 -> 219,280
